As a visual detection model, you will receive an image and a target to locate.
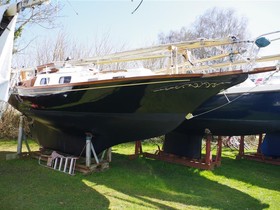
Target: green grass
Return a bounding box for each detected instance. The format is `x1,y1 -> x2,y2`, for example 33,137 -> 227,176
0,140 -> 279,209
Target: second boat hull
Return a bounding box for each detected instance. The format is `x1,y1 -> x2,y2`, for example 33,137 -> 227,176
175,85 -> 280,136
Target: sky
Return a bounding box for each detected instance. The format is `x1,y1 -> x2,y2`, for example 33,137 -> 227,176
17,0 -> 280,65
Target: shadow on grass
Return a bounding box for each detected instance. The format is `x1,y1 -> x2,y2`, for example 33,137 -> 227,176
82,153 -> 269,210
212,155 -> 280,192
0,150 -> 273,210
0,152 -> 110,210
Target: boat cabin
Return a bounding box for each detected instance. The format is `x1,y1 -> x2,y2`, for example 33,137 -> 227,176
20,64 -> 155,87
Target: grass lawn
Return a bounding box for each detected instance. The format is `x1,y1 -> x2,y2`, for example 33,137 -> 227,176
0,139 -> 279,210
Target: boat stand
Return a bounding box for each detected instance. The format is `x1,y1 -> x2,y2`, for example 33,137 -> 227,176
74,133 -> 111,174
15,128 -> 110,175
17,115 -> 31,155
37,133 -> 112,175
129,140 -> 143,159
130,134 -> 222,170
5,115 -> 31,160
237,134 -> 280,165
14,115 -> 79,175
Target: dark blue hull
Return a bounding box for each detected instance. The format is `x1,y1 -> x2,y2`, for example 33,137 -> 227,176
177,87 -> 280,136
9,73 -> 247,155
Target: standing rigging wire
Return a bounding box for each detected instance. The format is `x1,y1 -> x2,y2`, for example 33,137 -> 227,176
131,0 -> 143,14
66,0 -> 79,16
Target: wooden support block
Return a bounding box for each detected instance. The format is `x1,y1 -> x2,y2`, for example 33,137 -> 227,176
242,153 -> 280,166
129,133 -> 222,170
215,136 -> 222,166
129,141 -> 143,159
143,152 -> 215,170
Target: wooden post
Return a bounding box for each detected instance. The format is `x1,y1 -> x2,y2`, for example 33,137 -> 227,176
239,135 -> 245,157
129,141 -> 143,159
216,136 -> 222,164
135,141 -> 143,155
205,133 -> 212,165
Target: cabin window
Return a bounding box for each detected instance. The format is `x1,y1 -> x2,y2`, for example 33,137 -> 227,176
59,76 -> 71,84
40,77 -> 50,85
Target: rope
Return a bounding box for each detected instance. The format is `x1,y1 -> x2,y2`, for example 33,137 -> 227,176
66,0 -> 79,15
78,141 -> 89,159
262,63 -> 280,84
191,68 -> 280,119
190,93 -> 246,119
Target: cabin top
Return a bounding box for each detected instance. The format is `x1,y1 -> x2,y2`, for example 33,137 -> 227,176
21,64 -> 156,87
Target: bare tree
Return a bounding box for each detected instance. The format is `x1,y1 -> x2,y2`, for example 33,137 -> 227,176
158,28 -> 194,44
0,0 -> 63,55
158,7 -> 249,44
191,7 -> 249,40
157,7 -> 251,68
0,0 -> 63,139
33,30 -> 129,70
15,1 -> 63,41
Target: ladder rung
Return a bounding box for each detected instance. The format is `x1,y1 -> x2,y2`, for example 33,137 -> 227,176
39,153 -> 78,175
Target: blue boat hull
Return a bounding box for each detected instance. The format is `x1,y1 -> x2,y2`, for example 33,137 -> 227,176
176,88 -> 280,136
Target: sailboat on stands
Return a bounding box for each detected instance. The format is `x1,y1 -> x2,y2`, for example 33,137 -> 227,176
6,17 -> 278,156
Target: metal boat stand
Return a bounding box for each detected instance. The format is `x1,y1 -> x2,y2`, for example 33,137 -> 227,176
37,133 -> 112,175
17,115 -> 31,155
12,116 -> 110,174
5,115 -> 31,160
130,134 -> 222,170
236,134 -> 280,165
74,133 -> 111,174
16,128 -> 80,175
